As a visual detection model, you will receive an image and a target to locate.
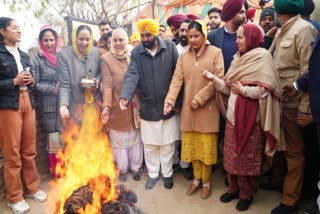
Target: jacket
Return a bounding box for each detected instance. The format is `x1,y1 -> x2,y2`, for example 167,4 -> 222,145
30,52 -> 60,132
101,51 -> 136,131
0,44 -> 35,109
165,45 -> 224,133
269,15 -> 317,113
121,38 -> 179,121
296,32 -> 320,123
57,46 -> 101,117
207,27 -> 224,49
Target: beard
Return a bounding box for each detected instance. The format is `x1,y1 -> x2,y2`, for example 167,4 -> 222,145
179,36 -> 188,47
142,37 -> 157,49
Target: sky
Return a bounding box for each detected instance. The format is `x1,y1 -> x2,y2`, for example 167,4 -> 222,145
1,3 -> 44,52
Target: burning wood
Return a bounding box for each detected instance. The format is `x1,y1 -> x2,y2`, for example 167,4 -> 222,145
62,183 -> 142,214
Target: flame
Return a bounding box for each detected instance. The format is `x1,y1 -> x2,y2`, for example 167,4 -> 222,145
52,99 -> 117,214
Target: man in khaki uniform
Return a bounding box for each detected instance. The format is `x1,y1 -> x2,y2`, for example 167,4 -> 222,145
269,0 -> 317,213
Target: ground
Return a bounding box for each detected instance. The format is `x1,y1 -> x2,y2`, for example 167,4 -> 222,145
0,167 -> 282,214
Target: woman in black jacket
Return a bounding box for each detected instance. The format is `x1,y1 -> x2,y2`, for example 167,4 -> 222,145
0,17 -> 47,214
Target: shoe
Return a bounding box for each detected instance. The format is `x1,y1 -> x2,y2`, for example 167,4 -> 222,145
173,163 -> 181,171
119,173 -> 127,182
259,182 -> 282,193
236,198 -> 253,211
145,177 -> 159,189
131,171 -> 140,181
181,167 -> 194,181
163,177 -> 173,189
200,186 -> 211,199
25,190 -> 47,202
8,200 -> 30,214
220,192 -> 239,203
186,183 -> 201,196
271,203 -> 298,214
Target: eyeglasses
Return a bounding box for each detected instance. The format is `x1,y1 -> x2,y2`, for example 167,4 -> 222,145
159,29 -> 166,33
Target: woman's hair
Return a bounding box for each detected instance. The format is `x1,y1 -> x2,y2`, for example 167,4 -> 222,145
76,25 -> 92,37
112,28 -> 129,45
39,28 -> 58,41
0,17 -> 14,43
101,31 -> 113,42
188,21 -> 204,36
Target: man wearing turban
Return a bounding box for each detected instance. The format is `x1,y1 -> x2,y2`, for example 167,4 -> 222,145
167,14 -> 188,44
208,0 -> 246,74
269,0 -> 317,213
120,18 -> 180,190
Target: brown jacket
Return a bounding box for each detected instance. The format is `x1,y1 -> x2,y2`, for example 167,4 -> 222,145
165,45 -> 224,133
269,15 -> 317,113
101,52 -> 135,131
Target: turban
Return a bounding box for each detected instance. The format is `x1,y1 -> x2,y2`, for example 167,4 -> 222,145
130,32 -> 141,44
260,7 -> 275,22
186,14 -> 200,21
247,8 -> 256,20
221,0 -> 244,22
274,0 -> 304,14
167,14 -> 187,28
300,0 -> 315,16
137,18 -> 160,36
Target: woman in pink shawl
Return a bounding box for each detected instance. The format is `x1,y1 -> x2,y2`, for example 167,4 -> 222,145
30,25 -> 61,178
203,23 -> 281,211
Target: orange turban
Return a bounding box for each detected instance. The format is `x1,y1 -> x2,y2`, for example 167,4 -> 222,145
137,18 -> 159,36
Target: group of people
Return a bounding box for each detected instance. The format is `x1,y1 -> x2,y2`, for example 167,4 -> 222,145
0,0 -> 320,213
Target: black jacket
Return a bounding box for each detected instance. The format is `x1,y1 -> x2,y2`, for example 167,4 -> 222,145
296,32 -> 320,123
0,44 -> 35,109
121,38 -> 179,121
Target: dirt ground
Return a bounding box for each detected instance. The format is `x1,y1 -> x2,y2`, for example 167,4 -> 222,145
0,167 -> 282,214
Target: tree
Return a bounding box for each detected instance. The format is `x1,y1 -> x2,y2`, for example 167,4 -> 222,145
2,0 -> 146,26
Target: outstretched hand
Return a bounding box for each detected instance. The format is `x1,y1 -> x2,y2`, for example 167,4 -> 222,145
202,70 -> 215,80
119,98 -> 129,111
163,103 -> 173,115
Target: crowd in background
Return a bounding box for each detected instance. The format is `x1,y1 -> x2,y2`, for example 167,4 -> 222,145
0,0 -> 320,213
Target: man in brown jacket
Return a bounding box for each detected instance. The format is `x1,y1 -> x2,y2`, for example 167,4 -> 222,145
269,0 -> 317,213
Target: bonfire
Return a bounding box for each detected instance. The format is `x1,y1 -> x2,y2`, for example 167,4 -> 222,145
50,90 -> 141,214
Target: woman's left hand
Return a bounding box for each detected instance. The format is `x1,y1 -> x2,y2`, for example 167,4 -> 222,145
190,99 -> 200,110
231,81 -> 243,95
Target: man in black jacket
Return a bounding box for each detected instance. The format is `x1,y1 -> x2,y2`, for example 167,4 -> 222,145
120,18 -> 179,190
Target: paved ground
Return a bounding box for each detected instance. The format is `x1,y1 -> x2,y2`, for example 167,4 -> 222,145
0,167 -> 282,214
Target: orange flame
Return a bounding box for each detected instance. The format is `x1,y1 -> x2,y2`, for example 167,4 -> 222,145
52,102 -> 117,214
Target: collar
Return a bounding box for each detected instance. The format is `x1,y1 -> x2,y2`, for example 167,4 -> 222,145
224,26 -> 237,34
279,15 -> 300,35
139,37 -> 167,55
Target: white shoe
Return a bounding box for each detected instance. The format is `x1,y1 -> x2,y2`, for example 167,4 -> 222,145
7,200 -> 30,214
25,190 -> 47,202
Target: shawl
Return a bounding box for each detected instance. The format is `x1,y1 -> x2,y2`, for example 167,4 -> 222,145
216,48 -> 281,156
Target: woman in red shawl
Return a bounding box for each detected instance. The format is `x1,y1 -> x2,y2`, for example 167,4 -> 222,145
203,23 -> 281,211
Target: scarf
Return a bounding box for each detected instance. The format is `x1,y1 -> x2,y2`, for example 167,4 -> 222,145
72,26 -> 93,60
39,24 -> 58,68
